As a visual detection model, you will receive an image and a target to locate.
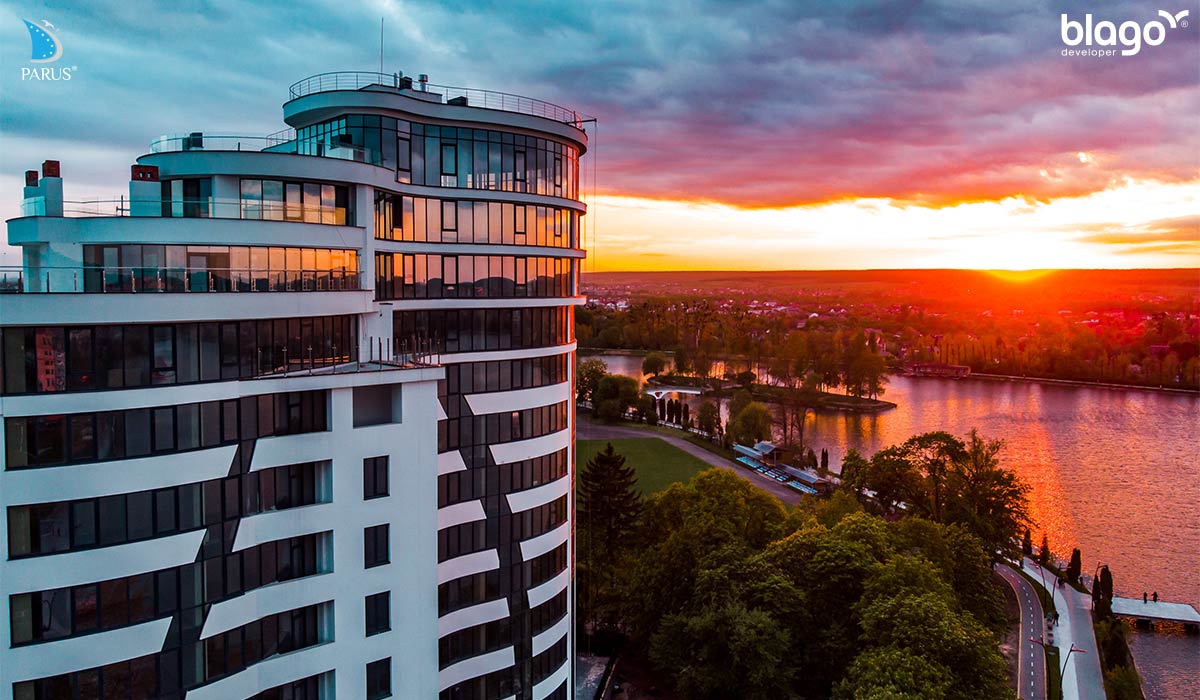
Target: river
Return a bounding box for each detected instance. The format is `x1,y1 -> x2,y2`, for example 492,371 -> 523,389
589,352 -> 1200,698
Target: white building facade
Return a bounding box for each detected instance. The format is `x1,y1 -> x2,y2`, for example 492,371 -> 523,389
1,72 -> 586,700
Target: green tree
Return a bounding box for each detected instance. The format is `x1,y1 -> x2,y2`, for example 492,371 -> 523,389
943,430 -> 1030,561
594,374 -> 640,422
857,590 -> 1010,700
730,402 -> 773,446
579,443 -> 643,631
1067,548 -> 1082,585
790,371 -> 823,455
1039,533 -> 1051,567
577,357 -> 608,403
1103,666 -> 1142,700
697,401 -> 719,437
642,351 -> 667,377
833,646 -> 952,700
1022,528 -> 1033,557
897,432 -> 968,523
858,446 -> 922,514
651,602 -> 796,700
734,369 -> 756,388
636,394 -> 659,425
840,448 -> 870,493
729,389 -> 754,419
673,345 -> 692,375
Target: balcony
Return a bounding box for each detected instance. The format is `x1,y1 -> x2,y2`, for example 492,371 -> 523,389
149,131 -> 297,154
288,71 -> 588,127
0,265 -> 362,294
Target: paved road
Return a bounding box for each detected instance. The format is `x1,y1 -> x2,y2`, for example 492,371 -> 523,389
999,564 -> 1048,700
1022,558 -> 1106,700
577,417 -> 804,505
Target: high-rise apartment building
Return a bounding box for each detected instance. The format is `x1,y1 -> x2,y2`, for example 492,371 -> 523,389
0,72 -> 586,700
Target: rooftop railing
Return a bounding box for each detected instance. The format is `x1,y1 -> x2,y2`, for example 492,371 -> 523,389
0,265 -> 362,294
288,71 -> 588,127
19,197 -> 350,224
149,132 -> 297,154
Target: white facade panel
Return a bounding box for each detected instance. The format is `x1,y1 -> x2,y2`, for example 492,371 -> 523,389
519,521 -> 570,562
505,474 -> 570,513
438,598 -> 510,638
3,618 -> 172,683
491,428 -> 571,465
438,646 -> 516,692
465,381 -> 572,415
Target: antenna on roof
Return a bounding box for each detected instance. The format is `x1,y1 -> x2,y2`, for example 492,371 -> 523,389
379,17 -> 384,74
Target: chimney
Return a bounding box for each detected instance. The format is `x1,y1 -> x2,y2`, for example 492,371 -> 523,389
39,160 -> 63,216
24,170 -> 38,187
129,164 -> 161,217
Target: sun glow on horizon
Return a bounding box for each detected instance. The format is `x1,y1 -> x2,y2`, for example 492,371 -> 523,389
584,178 -> 1200,272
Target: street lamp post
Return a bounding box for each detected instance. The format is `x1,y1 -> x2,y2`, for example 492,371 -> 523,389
1031,637 -> 1087,698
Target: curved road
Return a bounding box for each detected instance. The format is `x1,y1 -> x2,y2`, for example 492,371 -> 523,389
998,564 -> 1048,700
577,416 -> 804,506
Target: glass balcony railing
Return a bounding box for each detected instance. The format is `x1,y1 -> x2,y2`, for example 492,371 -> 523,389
287,71 -> 588,127
149,132 -> 297,154
0,266 -> 362,294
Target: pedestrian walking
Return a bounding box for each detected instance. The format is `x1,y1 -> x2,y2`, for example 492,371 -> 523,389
1152,591 -> 1158,603
1144,592 -> 1148,603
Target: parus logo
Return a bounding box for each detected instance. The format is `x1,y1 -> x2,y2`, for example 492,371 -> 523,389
1061,10 -> 1190,57
20,19 -> 74,80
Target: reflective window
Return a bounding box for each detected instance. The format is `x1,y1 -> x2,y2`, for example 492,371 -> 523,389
8,461 -> 326,557
296,116 -> 580,200
80,244 -> 359,293
373,192 -> 577,248
239,179 -> 352,226
375,253 -> 574,300
5,391 -> 328,468
2,317 -> 358,396
394,307 -> 573,355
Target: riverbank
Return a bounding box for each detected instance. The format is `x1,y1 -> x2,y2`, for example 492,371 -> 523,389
580,348 -> 1200,396
946,372 -> 1200,396
702,380 -> 897,413
643,372 -> 896,413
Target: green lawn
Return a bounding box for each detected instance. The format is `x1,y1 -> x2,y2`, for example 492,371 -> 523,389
577,438 -> 712,495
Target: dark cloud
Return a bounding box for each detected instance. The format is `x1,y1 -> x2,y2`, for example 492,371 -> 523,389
1,0 -> 1196,210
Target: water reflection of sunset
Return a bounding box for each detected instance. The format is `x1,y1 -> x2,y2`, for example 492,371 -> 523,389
593,353 -> 1200,609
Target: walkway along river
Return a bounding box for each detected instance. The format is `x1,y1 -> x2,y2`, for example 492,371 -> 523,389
590,352 -> 1200,699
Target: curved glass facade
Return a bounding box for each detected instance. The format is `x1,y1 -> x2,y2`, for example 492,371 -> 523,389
374,192 -> 577,247
297,116 -> 580,199
375,253 -> 574,300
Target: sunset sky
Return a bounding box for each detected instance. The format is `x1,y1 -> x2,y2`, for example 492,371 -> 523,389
1,0 -> 1197,270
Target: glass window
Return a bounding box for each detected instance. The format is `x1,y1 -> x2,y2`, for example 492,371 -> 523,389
365,592 -> 390,637
366,658 -> 391,700
303,183 -> 321,223
241,180 -> 263,220
364,524 -> 389,569
262,180 -> 284,221
364,456 -> 389,499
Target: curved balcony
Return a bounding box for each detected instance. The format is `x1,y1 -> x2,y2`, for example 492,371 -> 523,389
288,71 -> 588,127
0,265 -> 361,294
149,131 -> 297,154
